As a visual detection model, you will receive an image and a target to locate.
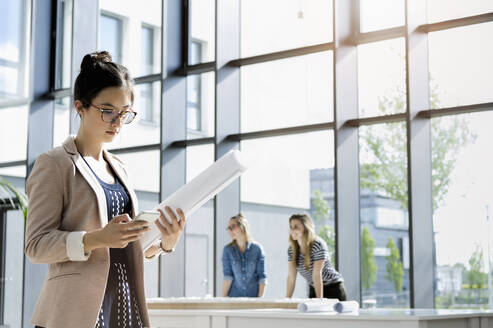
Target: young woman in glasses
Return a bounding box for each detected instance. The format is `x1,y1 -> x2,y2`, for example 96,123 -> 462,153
286,214 -> 347,300
221,213 -> 267,297
25,51 -> 186,328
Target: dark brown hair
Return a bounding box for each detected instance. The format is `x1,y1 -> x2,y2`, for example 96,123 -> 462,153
289,213 -> 317,271
74,51 -> 134,108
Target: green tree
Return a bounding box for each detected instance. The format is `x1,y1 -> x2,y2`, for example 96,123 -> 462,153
311,189 -> 335,265
361,226 -> 377,291
466,245 -> 486,303
360,88 -> 476,211
385,237 -> 404,292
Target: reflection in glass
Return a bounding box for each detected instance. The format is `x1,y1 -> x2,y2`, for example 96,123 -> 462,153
185,144 -> 215,296
186,72 -> 215,140
241,0 -> 333,58
240,131 -> 335,298
241,51 -> 333,132
190,0 -> 215,65
359,122 -> 410,308
99,14 -> 123,64
99,0 -> 162,76
432,113 -> 491,309
108,81 -> 160,149
427,0 -> 493,23
358,38 -> 406,118
428,22 -> 493,109
359,0 -> 405,33
0,0 -> 30,101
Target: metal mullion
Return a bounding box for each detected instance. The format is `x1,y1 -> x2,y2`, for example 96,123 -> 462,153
229,42 -> 335,67
353,26 -> 406,45
171,137 -> 215,148
406,0 -> 434,309
42,88 -> 71,100
345,113 -> 407,127
107,143 -> 161,155
419,12 -> 493,33
176,62 -> 216,76
0,161 -> 27,169
227,122 -> 334,141
418,102 -> 493,119
134,73 -> 162,85
333,0 -> 361,303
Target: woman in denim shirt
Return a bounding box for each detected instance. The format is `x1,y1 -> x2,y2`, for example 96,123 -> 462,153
222,213 -> 267,297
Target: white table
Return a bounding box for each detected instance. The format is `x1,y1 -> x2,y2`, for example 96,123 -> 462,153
148,308 -> 493,328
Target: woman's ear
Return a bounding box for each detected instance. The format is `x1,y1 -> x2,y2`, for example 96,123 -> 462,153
74,100 -> 84,116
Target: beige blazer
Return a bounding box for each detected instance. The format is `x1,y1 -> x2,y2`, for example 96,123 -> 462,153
25,136 -> 151,328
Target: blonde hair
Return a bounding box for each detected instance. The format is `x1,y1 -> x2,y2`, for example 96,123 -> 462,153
229,213 -> 253,247
289,214 -> 317,271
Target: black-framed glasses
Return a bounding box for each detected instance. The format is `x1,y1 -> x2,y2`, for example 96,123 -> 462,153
226,223 -> 238,231
89,103 -> 138,124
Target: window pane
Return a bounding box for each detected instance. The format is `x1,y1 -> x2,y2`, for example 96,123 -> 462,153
99,14 -> 123,64
432,112 -> 492,309
359,122 -> 410,308
241,51 -> 333,132
427,0 -> 493,23
55,0 -> 73,89
99,0 -> 162,76
116,150 -> 160,193
360,0 -> 405,33
53,97 -> 71,148
0,106 -> 28,163
187,72 -> 215,140
185,144 -> 214,296
240,131 -> 335,298
358,38 -> 406,118
0,0 -> 30,101
108,81 -> 160,149
0,166 -> 26,178
428,22 -> 493,109
190,0 -> 215,65
241,0 -> 333,58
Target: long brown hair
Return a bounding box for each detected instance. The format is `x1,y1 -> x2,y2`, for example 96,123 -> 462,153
289,214 -> 317,271
229,213 -> 253,247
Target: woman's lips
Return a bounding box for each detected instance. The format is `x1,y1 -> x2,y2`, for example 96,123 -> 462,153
106,131 -> 118,135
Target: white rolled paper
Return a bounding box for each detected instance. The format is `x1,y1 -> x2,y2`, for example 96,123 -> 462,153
140,150 -> 248,250
334,301 -> 359,313
297,299 -> 338,313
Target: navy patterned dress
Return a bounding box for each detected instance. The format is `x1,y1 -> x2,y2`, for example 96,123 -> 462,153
81,156 -> 143,328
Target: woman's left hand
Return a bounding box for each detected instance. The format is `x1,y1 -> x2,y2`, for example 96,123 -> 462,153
155,206 -> 186,251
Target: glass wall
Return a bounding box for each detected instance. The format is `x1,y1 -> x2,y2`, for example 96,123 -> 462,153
432,112 -> 492,309
240,131 -> 335,298
359,123 -> 410,308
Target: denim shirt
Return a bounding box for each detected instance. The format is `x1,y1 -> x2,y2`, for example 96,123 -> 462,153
222,241 -> 267,297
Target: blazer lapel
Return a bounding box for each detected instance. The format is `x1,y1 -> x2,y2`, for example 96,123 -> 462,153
63,137 -> 109,226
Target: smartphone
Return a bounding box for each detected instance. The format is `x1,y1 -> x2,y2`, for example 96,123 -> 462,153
130,211 -> 161,230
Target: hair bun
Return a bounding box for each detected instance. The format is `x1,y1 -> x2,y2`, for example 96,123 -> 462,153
80,51 -> 113,72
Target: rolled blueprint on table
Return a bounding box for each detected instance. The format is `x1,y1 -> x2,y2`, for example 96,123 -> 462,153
140,149 -> 248,250
334,301 -> 359,313
297,299 -> 338,313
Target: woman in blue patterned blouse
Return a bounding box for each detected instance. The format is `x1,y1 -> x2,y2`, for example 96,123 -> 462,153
286,214 -> 347,300
221,213 -> 267,297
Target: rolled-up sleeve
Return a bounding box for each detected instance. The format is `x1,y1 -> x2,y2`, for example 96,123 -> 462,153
222,246 -> 234,281
256,245 -> 267,285
25,153 -> 90,263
